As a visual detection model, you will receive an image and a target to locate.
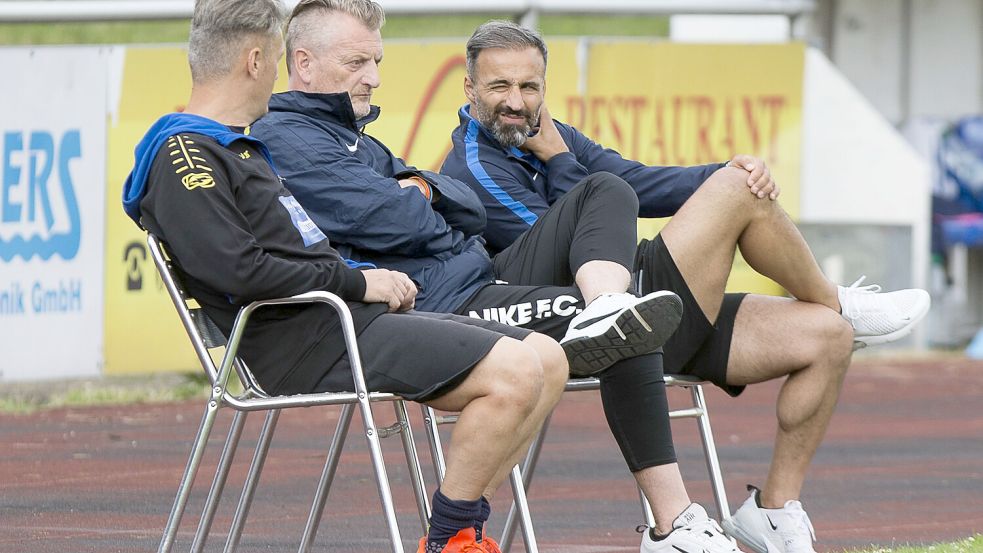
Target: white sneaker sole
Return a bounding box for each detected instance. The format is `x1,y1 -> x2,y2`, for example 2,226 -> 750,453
852,295 -> 931,348
561,291 -> 682,376
721,518 -> 782,553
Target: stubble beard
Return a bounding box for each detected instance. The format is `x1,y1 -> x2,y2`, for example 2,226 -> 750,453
472,100 -> 532,149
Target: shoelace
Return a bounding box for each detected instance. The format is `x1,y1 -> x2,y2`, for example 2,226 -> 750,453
840,275 -> 884,321
690,517 -> 737,549
783,501 -> 817,543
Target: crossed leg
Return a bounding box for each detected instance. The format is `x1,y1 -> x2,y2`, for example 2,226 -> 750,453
653,167 -> 854,510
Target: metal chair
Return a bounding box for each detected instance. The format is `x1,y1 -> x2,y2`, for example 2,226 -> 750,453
420,373 -> 729,553
148,234 -> 430,553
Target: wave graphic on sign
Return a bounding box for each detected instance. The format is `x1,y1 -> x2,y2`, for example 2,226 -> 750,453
0,130 -> 82,262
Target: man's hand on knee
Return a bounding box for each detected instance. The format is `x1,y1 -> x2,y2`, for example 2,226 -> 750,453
726,154 -> 779,200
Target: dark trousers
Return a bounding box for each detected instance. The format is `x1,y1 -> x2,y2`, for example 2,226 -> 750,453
458,173 -> 677,471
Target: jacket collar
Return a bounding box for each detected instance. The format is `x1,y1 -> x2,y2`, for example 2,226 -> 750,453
458,104 -> 545,172
269,90 -> 381,131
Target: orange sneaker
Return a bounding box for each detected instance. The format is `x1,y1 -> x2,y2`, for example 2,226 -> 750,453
416,528 -> 486,553
479,535 -> 502,553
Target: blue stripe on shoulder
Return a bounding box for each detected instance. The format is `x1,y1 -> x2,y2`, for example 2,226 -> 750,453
464,121 -> 538,226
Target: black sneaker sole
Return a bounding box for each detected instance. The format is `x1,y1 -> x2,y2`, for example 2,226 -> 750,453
562,293 -> 683,377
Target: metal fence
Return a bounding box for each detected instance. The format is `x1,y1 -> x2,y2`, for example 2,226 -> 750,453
0,0 -> 815,24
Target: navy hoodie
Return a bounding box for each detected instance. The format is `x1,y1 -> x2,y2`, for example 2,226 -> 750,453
251,91 -> 495,314
441,104 -> 726,254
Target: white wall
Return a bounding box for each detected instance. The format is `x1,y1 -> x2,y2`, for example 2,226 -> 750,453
908,0 -> 983,120
800,48 -> 931,292
822,0 -> 983,125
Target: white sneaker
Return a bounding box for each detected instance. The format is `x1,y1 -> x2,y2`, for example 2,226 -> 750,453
560,290 -> 682,376
721,486 -> 816,553
640,503 -> 739,553
837,276 -> 930,349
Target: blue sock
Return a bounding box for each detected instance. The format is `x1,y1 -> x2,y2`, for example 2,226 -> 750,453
473,496 -> 491,542
426,489 -> 481,550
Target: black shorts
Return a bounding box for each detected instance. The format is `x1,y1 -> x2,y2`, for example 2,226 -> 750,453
314,310 -> 531,402
634,235 -> 746,397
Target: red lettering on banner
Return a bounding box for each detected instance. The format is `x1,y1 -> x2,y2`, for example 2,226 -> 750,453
566,97 -> 585,129
692,95 -> 714,163
720,99 -> 735,158
588,96 -> 606,140
761,95 -> 785,163
671,96 -> 684,164
400,55 -> 466,166
650,98 -> 666,165
566,93 -> 791,166
625,96 -> 646,160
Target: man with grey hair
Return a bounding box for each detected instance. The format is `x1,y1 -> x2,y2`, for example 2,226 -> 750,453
250,2 -> 719,552
441,19 -> 932,553
122,3 -> 569,553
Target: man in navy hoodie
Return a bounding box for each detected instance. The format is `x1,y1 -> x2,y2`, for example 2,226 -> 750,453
249,1 -> 743,552
440,21 -> 933,553
121,2 -> 569,552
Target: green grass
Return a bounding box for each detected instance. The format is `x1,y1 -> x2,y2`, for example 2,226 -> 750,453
0,14 -> 669,45
0,20 -> 191,45
846,535 -> 983,553
0,372 -> 217,414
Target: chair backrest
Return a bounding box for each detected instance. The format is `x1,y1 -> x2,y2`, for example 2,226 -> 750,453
146,234 -> 266,395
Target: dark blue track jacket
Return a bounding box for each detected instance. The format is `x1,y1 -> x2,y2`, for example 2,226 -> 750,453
440,105 -> 727,254
251,91 -> 494,314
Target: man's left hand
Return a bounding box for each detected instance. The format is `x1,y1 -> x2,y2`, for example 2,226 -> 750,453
522,104 -> 569,162
727,154 -> 779,200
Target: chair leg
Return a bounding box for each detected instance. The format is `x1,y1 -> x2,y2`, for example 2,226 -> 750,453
420,405 -> 448,484
499,414 -> 551,553
691,385 -> 731,521
190,410 -> 249,553
394,401 -> 431,533
638,487 -> 656,528
223,409 -> 281,553
297,403 -> 356,553
358,395 -> 405,552
159,399 -> 223,553
507,465 -> 540,553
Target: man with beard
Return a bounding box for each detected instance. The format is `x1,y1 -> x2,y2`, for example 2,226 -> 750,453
248,1 -> 748,551
439,20 -> 932,553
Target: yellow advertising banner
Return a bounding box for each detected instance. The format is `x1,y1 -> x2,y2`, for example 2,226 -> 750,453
103,40 -> 803,374
581,41 -> 804,295
104,48 -> 198,375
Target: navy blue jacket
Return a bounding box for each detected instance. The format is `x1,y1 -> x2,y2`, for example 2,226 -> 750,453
251,91 -> 494,314
440,105 -> 727,254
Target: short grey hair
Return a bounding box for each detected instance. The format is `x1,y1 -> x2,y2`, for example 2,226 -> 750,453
466,20 -> 548,80
285,0 -> 386,75
188,0 -> 286,83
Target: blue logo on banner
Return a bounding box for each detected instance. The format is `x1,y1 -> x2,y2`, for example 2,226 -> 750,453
0,130 -> 82,261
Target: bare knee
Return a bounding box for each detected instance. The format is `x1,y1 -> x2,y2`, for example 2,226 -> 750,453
704,167 -> 773,214
483,338 -> 546,417
523,333 -> 568,402
804,310 -> 855,377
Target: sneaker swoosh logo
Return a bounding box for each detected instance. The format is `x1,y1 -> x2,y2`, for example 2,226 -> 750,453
767,515 -> 778,531
346,138 -> 359,152
671,546 -> 706,553
572,309 -> 621,330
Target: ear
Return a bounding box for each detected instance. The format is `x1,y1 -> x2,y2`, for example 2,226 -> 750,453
246,47 -> 263,80
292,48 -> 314,85
464,74 -> 476,104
